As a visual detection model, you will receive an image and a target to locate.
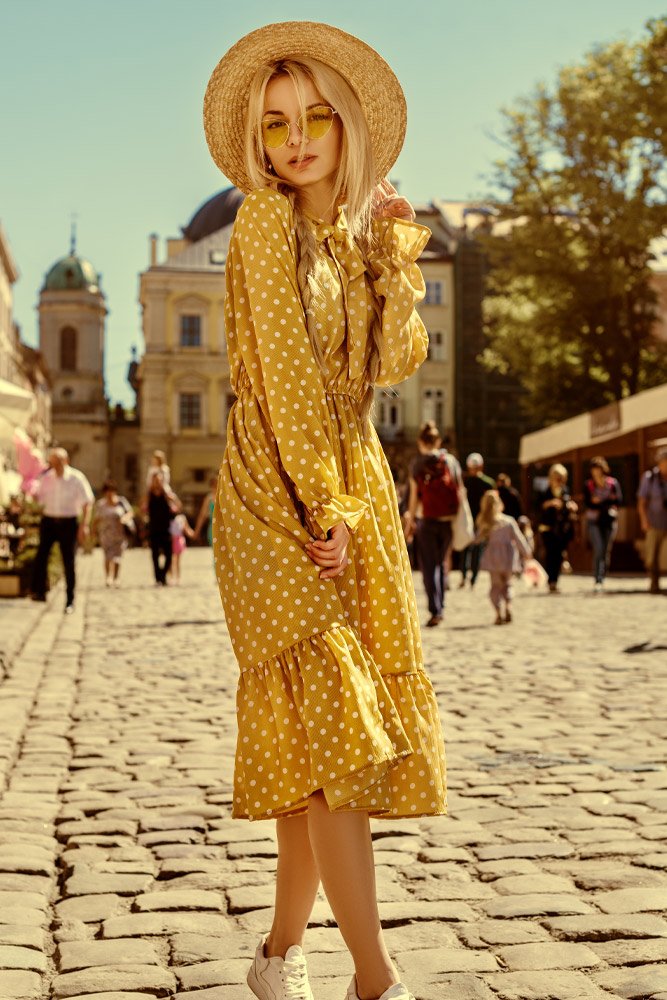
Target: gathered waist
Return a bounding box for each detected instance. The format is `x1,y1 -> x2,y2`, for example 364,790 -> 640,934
234,364 -> 367,404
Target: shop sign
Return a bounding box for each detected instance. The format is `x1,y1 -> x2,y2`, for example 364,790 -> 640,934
590,401 -> 621,439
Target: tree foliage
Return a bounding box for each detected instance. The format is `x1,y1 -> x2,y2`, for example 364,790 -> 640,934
481,18 -> 667,427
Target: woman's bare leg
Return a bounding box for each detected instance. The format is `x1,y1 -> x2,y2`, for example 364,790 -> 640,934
307,790 -> 398,1000
265,813 -> 320,958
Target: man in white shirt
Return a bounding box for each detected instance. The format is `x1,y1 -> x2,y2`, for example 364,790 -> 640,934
31,448 -> 94,613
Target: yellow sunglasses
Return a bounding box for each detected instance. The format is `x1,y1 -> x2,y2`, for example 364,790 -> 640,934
261,105 -> 339,149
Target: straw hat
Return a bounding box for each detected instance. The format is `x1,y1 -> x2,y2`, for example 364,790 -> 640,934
203,21 -> 407,194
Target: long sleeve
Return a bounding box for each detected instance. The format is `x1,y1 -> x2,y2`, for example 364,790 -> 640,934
367,217 -> 431,387
226,188 -> 368,540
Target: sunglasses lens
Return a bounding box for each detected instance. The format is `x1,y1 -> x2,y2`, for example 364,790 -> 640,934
303,106 -> 335,139
261,107 -> 336,148
262,119 -> 289,148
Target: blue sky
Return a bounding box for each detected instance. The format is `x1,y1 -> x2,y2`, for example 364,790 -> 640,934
2,0 -> 661,406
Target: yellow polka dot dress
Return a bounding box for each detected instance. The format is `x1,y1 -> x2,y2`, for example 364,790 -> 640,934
213,187 -> 447,821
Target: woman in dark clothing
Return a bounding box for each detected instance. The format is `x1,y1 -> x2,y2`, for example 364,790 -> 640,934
537,464 -> 578,592
583,456 -> 623,592
145,473 -> 176,585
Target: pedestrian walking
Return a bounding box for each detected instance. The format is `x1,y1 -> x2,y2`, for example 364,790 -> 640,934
637,446 -> 667,594
145,473 -> 175,586
92,480 -> 134,587
404,420 -> 462,627
583,456 -> 622,592
204,22 -> 446,1000
476,490 -> 532,624
496,473 -> 523,521
537,463 -> 578,593
459,452 -> 495,589
169,511 -> 195,584
30,447 -> 93,613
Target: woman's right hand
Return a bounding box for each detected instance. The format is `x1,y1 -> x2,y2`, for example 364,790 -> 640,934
305,521 -> 350,580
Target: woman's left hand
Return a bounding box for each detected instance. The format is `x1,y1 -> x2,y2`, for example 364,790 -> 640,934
305,521 -> 350,580
371,178 -> 416,223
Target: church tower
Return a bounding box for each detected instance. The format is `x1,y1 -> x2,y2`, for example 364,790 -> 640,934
38,229 -> 109,490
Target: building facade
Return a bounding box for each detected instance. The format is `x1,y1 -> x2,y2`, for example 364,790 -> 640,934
38,243 -> 110,489
136,190 -> 242,516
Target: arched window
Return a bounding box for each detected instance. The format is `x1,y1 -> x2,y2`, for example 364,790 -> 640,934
60,327 -> 77,371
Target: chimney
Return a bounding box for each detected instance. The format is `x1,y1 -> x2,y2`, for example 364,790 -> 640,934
149,233 -> 159,266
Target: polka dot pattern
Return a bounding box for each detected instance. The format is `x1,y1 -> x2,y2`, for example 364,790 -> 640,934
212,186 -> 446,821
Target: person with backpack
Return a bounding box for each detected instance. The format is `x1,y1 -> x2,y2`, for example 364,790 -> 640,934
403,421 -> 462,626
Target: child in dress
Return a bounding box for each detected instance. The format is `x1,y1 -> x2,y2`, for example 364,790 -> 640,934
476,491 -> 532,624
169,512 -> 194,584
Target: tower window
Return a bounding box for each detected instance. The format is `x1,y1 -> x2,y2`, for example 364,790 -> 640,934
60,326 -> 77,370
180,314 -> 201,347
179,392 -> 201,429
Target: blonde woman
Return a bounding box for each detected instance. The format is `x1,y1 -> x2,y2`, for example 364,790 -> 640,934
537,463 -> 578,593
476,490 -> 532,624
203,22 -> 446,1000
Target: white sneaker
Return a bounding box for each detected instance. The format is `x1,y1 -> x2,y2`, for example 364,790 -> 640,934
248,935 -> 314,1000
345,977 -> 415,1000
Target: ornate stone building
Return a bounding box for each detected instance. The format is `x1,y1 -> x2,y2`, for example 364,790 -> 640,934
38,239 -> 110,488
136,189 -> 243,515
37,237 -> 139,497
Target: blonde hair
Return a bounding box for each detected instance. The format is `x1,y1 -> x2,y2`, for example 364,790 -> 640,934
245,57 -> 382,437
476,490 -> 504,541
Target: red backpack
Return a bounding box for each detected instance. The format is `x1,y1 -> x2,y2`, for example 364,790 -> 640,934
416,450 -> 460,518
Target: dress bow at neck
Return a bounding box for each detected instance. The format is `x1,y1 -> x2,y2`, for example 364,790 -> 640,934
310,209 -> 369,381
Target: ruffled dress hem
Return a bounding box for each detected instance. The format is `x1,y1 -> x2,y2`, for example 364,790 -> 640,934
231,623 -> 448,822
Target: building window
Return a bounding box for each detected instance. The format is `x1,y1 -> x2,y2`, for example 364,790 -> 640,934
424,281 -> 443,306
60,326 -> 77,370
377,391 -> 403,439
179,392 -> 201,428
180,314 -> 201,348
422,388 -> 445,428
427,330 -> 446,362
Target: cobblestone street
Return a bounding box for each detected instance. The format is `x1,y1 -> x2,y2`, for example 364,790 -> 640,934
1,548 -> 666,1000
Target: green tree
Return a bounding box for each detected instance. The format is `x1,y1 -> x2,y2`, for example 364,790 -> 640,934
481,18 -> 667,427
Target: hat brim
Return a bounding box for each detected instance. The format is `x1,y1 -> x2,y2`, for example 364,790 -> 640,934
203,20 -> 406,194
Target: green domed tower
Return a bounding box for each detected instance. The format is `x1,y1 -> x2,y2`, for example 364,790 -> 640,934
38,229 -> 109,487
43,253 -> 100,294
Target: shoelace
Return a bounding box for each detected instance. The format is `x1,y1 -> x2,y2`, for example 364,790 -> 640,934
282,953 -> 310,998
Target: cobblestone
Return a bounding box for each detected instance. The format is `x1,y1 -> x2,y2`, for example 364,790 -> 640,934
1,551 -> 666,998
